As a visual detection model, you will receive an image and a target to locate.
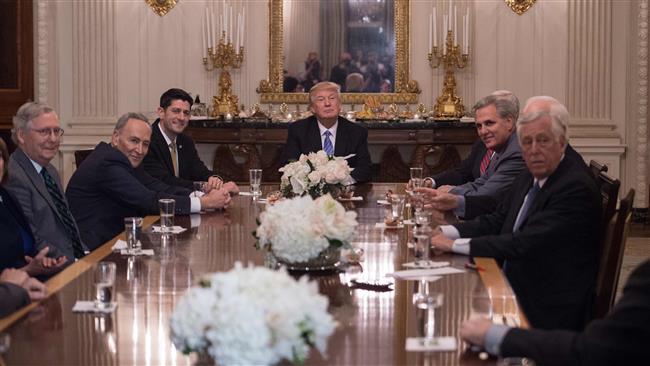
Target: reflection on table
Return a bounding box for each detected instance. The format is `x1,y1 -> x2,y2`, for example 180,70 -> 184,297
0,183 -> 525,366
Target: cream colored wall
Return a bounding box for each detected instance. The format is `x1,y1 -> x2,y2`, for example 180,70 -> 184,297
34,0 -> 647,207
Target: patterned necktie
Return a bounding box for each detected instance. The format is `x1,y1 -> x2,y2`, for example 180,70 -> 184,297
479,149 -> 494,175
41,169 -> 85,258
513,182 -> 541,232
169,141 -> 179,177
323,130 -> 334,156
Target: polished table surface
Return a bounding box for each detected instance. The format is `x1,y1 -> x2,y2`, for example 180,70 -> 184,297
0,184 -> 526,366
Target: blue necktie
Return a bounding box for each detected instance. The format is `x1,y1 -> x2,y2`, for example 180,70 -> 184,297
41,169 -> 86,258
323,130 -> 334,156
513,182 -> 540,232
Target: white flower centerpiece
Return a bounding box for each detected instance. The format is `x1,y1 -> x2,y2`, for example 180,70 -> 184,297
254,194 -> 358,270
279,150 -> 353,199
170,263 -> 336,366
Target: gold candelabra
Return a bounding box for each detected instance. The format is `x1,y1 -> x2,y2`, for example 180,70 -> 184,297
203,32 -> 244,117
428,30 -> 469,119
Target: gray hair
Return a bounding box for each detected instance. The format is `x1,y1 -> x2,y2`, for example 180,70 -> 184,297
490,90 -> 520,120
472,94 -> 519,123
11,101 -> 56,144
308,81 -> 341,103
114,112 -> 150,131
522,96 -> 570,138
516,110 -> 567,144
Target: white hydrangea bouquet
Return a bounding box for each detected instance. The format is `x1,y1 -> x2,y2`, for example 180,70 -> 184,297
254,194 -> 358,265
170,263 -> 336,365
279,150 -> 354,198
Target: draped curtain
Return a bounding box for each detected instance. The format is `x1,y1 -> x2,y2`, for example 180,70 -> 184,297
283,0 -> 320,78
320,0 -> 347,81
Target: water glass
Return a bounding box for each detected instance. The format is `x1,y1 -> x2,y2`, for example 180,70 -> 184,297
158,199 -> 175,232
124,217 -> 143,254
410,167 -> 423,189
414,233 -> 432,266
0,333 -> 10,353
415,292 -> 444,343
249,169 -> 262,196
496,357 -> 536,366
390,194 -> 405,223
193,181 -> 206,197
94,262 -> 116,310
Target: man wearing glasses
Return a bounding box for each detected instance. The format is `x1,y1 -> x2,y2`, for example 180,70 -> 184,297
6,102 -> 88,262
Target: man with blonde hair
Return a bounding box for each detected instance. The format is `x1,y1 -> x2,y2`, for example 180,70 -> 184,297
281,81 -> 372,183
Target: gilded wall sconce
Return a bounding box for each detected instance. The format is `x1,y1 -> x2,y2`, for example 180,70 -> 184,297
505,0 -> 537,15
145,0 -> 178,17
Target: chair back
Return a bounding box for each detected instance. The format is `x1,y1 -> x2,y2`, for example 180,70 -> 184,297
594,189 -> 635,318
74,149 -> 94,168
590,161 -> 620,254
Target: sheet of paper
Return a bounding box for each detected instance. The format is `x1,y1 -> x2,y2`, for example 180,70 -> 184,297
405,337 -> 457,352
72,301 -> 117,314
387,267 -> 465,279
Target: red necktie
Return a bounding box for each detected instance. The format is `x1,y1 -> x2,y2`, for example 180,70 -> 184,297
479,149 -> 494,175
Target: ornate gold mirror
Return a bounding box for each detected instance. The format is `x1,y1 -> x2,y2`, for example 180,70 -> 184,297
258,0 -> 420,104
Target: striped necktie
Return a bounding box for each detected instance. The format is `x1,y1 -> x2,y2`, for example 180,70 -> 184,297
40,169 -> 85,258
323,130 -> 334,156
479,149 -> 494,175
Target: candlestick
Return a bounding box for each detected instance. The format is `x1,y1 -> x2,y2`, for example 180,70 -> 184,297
433,6 -> 437,47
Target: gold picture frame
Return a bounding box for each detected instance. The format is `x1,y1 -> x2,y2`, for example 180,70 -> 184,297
257,0 -> 420,104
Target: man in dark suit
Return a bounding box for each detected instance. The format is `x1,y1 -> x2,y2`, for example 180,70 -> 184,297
6,102 -> 88,262
143,88 -> 235,192
432,109 -> 601,331
66,113 -> 232,250
460,259 -> 650,365
281,81 -> 372,183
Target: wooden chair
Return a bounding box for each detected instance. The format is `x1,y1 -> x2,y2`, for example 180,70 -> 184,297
589,159 -> 608,177
74,149 -> 94,168
593,189 -> 635,319
592,163 -> 620,253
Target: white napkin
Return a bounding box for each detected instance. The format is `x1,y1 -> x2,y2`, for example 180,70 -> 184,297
402,261 -> 450,269
405,337 -> 457,352
375,223 -> 404,229
72,301 -> 117,314
403,219 -> 415,225
338,196 -> 363,201
151,225 -> 186,234
238,191 -> 253,196
120,249 -> 154,256
387,267 -> 465,279
112,239 -> 127,251
377,199 -> 390,205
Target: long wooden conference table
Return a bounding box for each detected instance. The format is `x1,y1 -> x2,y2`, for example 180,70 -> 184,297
0,184 -> 527,365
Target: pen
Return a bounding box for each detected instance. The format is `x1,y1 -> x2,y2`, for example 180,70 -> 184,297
465,262 -> 485,272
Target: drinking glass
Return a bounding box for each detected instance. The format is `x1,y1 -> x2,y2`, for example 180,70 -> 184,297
414,292 -> 444,345
390,194 -> 405,224
158,199 -> 175,232
496,357 -> 536,366
193,181 -> 206,197
94,262 -> 116,310
249,169 -> 262,196
124,217 -> 143,254
0,333 -> 10,353
414,231 -> 432,266
410,167 -> 423,189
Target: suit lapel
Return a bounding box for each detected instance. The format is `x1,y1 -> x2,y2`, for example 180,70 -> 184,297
153,121 -> 176,175
308,117 -> 323,152
14,149 -> 62,222
334,118 -> 347,156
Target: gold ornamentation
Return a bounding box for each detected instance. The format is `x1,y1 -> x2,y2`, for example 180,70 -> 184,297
204,34 -> 245,116
259,0 -> 419,104
145,0 -> 178,17
505,0 -> 537,15
428,30 -> 469,119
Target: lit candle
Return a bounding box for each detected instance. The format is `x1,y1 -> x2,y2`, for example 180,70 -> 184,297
229,6 -> 233,44
205,8 -> 210,49
453,6 -> 457,45
202,15 -> 207,58
433,6 -> 437,47
210,10 -> 215,48
428,14 -> 432,50
465,8 -> 470,54
448,0 -> 452,30
241,7 -> 245,47
443,17 -> 448,41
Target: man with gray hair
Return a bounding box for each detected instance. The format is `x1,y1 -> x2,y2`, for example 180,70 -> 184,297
431,108 -> 601,331
66,113 -> 233,249
418,92 -> 526,219
6,101 -> 88,261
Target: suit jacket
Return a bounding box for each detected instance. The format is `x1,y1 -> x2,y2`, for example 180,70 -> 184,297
456,157 -> 601,331
450,132 -> 526,197
6,148 -> 86,261
433,139 -> 485,186
0,186 -> 33,271
66,142 -> 192,250
500,259 -> 650,365
462,144 -> 588,219
142,120 -> 214,190
0,282 -> 30,318
281,116 -> 372,183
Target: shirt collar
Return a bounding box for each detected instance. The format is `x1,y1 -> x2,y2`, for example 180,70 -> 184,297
29,158 -> 44,174
158,122 -> 175,146
317,119 -> 338,137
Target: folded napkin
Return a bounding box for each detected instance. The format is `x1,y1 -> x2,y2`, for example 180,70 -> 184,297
120,249 -> 154,256
338,196 -> 363,201
403,219 -> 415,225
151,225 -> 186,234
402,261 -> 450,269
377,199 -> 390,205
112,239 -> 127,251
375,222 -> 404,229
387,267 -> 465,279
72,301 -> 117,314
405,337 -> 457,352
238,191 -> 253,196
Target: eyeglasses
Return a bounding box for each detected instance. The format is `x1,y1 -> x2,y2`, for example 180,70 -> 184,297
31,127 -> 65,137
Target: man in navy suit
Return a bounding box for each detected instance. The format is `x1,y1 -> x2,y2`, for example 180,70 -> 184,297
281,81 -> 372,183
432,107 -> 601,331
143,88 -> 237,193
66,113 -> 233,249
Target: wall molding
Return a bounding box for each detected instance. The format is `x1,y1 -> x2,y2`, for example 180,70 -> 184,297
635,0 -> 648,207
36,1 -> 48,104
